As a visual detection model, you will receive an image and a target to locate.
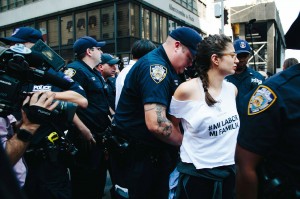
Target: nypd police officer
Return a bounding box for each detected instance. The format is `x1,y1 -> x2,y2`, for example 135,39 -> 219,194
111,27 -> 202,199
64,36 -> 111,199
235,13 -> 300,199
225,39 -> 265,113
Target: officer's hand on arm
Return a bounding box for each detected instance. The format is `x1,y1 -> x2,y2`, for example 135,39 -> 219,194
73,114 -> 96,145
144,103 -> 183,146
5,92 -> 59,165
235,144 -> 263,199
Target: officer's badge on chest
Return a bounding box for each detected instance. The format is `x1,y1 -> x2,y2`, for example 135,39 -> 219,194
248,85 -> 277,115
150,64 -> 167,84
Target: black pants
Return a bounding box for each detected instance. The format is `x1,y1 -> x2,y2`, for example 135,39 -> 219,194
69,143 -> 108,199
24,156 -> 71,199
177,172 -> 235,199
110,146 -> 173,199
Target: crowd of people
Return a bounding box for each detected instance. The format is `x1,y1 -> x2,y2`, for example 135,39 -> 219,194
0,11 -> 299,199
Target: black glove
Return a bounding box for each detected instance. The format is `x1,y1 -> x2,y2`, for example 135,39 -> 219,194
22,103 -> 57,124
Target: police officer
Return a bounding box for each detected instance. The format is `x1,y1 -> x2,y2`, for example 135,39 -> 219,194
0,27 -> 88,199
94,53 -> 121,111
235,13 -> 300,199
225,39 -> 265,113
111,27 -> 202,199
64,36 -> 110,199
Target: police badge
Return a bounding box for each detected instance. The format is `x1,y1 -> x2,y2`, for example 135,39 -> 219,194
248,85 -> 277,115
64,68 -> 76,78
150,64 -> 167,84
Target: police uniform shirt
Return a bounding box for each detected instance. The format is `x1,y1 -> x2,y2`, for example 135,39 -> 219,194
114,45 -> 182,148
237,64 -> 300,185
225,67 -> 265,110
22,68 -> 86,144
106,77 -> 116,111
64,60 -> 110,133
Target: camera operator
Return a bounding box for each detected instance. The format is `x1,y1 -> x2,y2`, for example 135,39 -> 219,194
0,92 -> 59,198
0,27 -> 89,199
1,92 -> 58,186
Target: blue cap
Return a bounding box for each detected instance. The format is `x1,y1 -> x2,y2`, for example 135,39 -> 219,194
169,27 -> 202,56
100,53 -> 120,65
73,36 -> 106,55
0,27 -> 43,44
234,39 -> 251,54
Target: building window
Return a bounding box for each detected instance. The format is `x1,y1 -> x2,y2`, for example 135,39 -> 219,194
61,15 -> 73,45
117,3 -> 129,38
151,12 -> 159,42
8,0 -> 15,9
101,5 -> 114,39
130,3 -> 140,37
75,12 -> 86,39
1,0 -> 8,11
172,0 -> 198,14
88,9 -> 100,40
37,21 -> 47,44
142,8 -> 150,40
48,18 -> 59,47
160,16 -> 167,43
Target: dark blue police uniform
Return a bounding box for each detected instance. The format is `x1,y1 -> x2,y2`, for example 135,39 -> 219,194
225,67 -> 265,112
23,68 -> 86,199
64,60 -> 110,199
107,76 -> 117,111
112,45 -> 182,199
238,64 -> 300,197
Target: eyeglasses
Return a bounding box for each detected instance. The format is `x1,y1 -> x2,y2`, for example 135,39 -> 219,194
220,52 -> 237,59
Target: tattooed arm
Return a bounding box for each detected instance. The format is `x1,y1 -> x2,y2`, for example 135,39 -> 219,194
144,103 -> 182,146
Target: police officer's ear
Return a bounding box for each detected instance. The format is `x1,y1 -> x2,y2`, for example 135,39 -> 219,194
86,48 -> 94,57
174,41 -> 181,51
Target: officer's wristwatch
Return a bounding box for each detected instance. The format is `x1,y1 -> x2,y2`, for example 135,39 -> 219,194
17,129 -> 33,142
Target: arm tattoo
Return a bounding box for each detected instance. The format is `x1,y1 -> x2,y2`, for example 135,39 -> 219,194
155,105 -> 172,137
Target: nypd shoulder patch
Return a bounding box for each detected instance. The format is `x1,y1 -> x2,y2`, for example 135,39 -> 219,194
150,64 -> 167,84
64,68 -> 76,78
248,85 -> 277,115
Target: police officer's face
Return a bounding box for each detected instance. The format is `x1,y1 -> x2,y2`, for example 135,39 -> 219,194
173,43 -> 193,74
90,47 -> 103,64
101,63 -> 116,78
236,53 -> 250,72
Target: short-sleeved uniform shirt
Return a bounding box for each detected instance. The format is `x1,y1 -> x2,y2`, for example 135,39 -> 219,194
65,60 -> 110,133
114,46 -> 182,148
238,64 -> 300,186
226,67 -> 265,112
22,68 -> 86,145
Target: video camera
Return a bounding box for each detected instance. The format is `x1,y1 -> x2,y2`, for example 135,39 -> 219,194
0,42 -> 77,123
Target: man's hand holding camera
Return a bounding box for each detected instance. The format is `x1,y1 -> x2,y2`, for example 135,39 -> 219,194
6,92 -> 59,165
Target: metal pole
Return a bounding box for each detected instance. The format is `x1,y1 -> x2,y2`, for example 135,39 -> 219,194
248,19 -> 256,70
221,0 -> 224,34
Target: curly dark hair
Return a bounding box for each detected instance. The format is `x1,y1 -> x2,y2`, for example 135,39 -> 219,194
194,34 -> 232,106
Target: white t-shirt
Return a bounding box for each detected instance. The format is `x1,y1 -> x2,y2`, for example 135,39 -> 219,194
115,60 -> 136,108
169,79 -> 240,169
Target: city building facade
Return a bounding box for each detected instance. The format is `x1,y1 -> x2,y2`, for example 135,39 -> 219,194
0,0 -> 207,62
